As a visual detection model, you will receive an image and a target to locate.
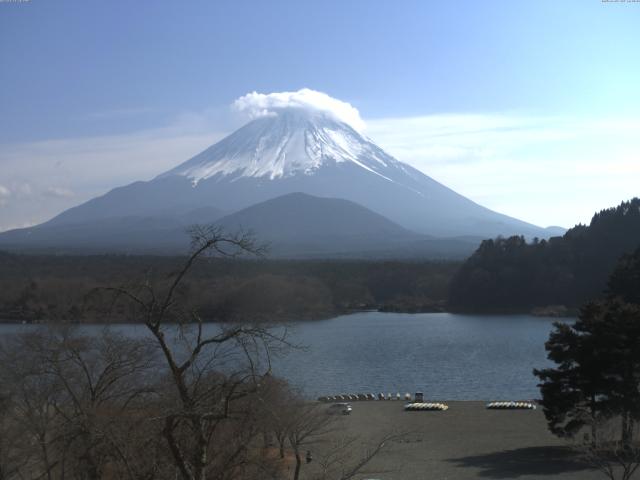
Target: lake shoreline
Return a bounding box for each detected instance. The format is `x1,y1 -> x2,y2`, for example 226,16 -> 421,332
2,312 -> 564,400
0,304 -> 578,324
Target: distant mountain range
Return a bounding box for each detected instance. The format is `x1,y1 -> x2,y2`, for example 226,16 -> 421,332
0,193 -> 482,258
0,107 -> 564,258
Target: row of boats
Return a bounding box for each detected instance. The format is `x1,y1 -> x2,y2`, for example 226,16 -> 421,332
486,401 -> 536,410
318,393 -> 413,402
404,402 -> 449,411
318,395 -> 538,411
404,401 -> 536,412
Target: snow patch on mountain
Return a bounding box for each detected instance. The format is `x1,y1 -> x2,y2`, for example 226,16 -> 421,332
160,108 -> 402,185
11,90 -> 551,241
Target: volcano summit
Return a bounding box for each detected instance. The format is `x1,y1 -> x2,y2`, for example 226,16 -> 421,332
0,91 -> 558,256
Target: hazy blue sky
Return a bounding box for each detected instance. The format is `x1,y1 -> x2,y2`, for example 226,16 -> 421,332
1,0 -> 639,231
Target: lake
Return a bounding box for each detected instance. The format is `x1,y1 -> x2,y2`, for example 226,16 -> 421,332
0,312 -> 568,400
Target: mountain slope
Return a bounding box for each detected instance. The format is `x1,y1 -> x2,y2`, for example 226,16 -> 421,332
216,192 -> 481,258
0,107 -> 558,256
0,207 -> 225,254
40,109 -> 550,239
218,192 -> 414,239
215,192 -> 418,257
0,192 -> 480,258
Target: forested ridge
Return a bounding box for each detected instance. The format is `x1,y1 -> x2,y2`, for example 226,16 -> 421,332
0,253 -> 458,323
449,198 -> 640,312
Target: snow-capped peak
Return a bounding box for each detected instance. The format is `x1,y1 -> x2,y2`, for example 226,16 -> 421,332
160,108 -> 406,184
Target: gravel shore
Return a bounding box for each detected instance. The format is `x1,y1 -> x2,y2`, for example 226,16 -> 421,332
303,401 -> 603,480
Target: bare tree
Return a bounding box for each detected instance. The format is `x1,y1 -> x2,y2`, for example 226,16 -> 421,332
576,417 -> 640,480
285,401 -> 336,480
0,226 -> 400,480
0,327 -> 161,480
254,375 -> 292,460
106,226 -> 289,480
259,392 -> 401,480
0,390 -> 30,480
1,330 -> 66,480
312,432 -> 404,480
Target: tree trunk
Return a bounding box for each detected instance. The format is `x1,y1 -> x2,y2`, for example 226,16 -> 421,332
590,395 -> 597,446
194,417 -> 208,480
41,440 -> 53,480
163,418 -> 194,480
621,412 -> 632,447
293,450 -> 302,480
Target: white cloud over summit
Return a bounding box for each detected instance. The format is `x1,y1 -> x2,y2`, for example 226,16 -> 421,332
233,88 -> 366,132
1,89 -> 638,232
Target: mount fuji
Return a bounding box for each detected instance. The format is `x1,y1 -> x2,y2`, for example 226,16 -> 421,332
0,105 -> 558,257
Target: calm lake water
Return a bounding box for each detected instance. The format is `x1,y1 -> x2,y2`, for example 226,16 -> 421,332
0,312 -> 569,401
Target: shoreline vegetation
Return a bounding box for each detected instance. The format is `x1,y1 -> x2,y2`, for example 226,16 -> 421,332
0,253 -> 460,324
0,251 -> 581,324
0,304 -> 577,325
